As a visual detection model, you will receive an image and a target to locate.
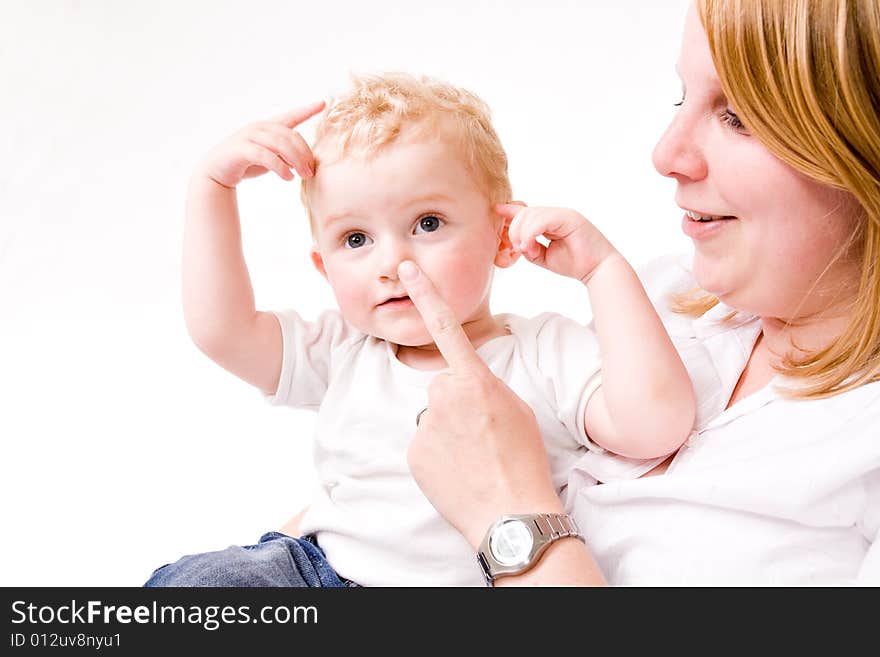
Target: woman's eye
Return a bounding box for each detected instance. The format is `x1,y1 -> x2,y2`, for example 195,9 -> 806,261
721,109 -> 747,132
414,215 -> 444,234
344,232 -> 372,249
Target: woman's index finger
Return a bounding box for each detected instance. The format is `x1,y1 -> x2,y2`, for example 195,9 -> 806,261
397,261 -> 486,373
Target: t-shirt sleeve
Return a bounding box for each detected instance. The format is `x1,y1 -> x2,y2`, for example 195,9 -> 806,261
263,309 -> 363,410
529,313 -> 604,451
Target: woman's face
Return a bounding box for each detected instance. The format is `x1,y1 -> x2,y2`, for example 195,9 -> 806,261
652,5 -> 860,321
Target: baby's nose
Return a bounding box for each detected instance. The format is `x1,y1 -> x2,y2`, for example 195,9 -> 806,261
377,239 -> 412,281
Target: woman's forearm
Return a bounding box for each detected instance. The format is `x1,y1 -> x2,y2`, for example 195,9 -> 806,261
493,537 -> 608,587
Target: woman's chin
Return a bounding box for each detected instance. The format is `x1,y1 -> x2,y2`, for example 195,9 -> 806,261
692,257 -> 734,301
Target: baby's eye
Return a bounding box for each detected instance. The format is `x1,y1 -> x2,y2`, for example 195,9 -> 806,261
344,232 -> 373,249
414,215 -> 444,234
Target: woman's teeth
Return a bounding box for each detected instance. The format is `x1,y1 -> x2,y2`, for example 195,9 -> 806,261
686,210 -> 735,222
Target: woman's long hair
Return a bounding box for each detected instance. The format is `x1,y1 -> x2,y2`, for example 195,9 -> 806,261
678,0 -> 880,398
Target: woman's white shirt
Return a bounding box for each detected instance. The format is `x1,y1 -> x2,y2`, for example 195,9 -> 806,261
568,255 -> 880,585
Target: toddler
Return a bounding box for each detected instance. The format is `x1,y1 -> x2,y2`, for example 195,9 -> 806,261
146,73 -> 695,587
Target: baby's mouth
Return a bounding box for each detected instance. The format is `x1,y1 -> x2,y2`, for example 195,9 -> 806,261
379,295 -> 412,307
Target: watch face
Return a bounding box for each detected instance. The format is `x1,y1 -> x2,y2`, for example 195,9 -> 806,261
489,519 -> 534,566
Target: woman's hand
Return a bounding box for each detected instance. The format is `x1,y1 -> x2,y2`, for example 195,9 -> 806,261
397,260 -> 565,549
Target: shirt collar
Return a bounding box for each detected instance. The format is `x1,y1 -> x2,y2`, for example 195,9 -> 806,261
693,299 -> 761,339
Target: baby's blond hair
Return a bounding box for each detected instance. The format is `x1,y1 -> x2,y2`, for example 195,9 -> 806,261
301,72 -> 512,226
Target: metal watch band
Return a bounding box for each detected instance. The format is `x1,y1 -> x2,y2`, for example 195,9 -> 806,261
477,513 -> 584,586
533,513 -> 580,541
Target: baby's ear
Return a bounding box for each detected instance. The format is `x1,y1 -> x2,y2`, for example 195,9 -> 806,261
494,208 -> 521,269
310,245 -> 328,279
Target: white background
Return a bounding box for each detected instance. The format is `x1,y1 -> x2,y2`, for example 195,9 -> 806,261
1,0 -> 691,585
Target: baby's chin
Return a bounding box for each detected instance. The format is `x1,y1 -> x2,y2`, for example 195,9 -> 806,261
350,317 -> 434,348
377,328 -> 435,348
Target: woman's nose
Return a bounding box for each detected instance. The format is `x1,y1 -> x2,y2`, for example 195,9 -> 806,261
652,109 -> 709,182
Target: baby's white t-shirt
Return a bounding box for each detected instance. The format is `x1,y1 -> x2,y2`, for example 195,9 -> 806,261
266,311 -> 648,586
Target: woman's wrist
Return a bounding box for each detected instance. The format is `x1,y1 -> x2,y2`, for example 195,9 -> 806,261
491,534 -> 607,586
464,494 -> 566,550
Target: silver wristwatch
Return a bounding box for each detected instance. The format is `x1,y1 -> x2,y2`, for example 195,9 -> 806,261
476,513 -> 584,586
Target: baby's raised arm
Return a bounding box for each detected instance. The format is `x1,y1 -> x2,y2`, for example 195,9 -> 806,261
182,102 -> 324,394
501,204 -> 695,460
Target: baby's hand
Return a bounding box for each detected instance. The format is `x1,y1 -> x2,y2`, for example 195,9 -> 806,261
499,203 -> 616,283
196,100 -> 326,189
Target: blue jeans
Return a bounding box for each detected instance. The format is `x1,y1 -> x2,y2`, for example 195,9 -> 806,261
144,532 -> 359,587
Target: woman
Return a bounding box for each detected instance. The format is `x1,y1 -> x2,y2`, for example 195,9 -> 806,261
401,0 -> 880,585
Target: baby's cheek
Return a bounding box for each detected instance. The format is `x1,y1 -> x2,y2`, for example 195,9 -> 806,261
444,253 -> 494,309
329,276 -> 368,321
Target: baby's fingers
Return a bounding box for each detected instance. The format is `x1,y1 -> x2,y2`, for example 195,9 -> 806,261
519,236 -> 547,264
508,207 -> 549,254
271,100 -> 326,129
251,125 -> 316,178
495,202 -> 527,220
242,141 -> 295,181
497,203 -> 530,252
